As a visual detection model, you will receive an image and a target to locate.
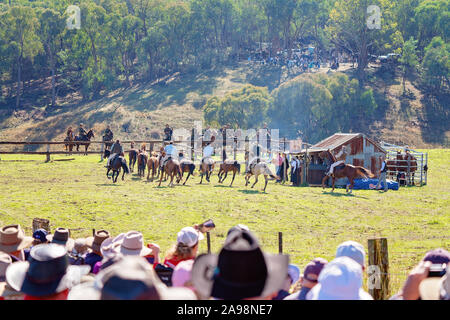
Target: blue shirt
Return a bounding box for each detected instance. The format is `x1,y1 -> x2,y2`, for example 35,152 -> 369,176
85,252 -> 102,272
164,144 -> 177,156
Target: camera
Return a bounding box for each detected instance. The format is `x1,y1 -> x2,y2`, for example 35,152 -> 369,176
428,264 -> 447,278
198,219 -> 215,233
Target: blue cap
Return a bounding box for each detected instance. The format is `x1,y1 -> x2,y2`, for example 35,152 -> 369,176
32,229 -> 48,243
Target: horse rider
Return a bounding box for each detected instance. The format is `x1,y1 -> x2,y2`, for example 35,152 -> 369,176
106,139 -> 124,168
103,125 -> 114,142
78,123 -> 88,140
66,127 -> 74,140
326,145 -> 348,177
201,140 -> 214,166
161,141 -> 178,168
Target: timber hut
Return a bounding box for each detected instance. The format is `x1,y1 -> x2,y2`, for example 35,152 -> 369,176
302,133 -> 387,186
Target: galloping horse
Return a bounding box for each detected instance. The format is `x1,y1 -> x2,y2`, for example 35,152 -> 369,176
75,129 -> 95,155
64,129 -> 75,153
179,159 -> 196,185
104,149 -> 129,183
128,142 -> 139,173
319,150 -> 375,193
146,152 -> 160,181
199,158 -> 215,184
158,152 -> 182,187
218,159 -> 241,187
244,161 -> 279,192
137,144 -> 148,177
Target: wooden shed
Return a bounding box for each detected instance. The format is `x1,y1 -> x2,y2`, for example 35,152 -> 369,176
302,133 -> 387,186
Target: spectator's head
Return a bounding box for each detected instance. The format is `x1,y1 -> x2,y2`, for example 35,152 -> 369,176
422,248 -> 450,265
302,258 -> 328,288
307,257 -> 373,300
419,265 -> 449,300
73,238 -> 89,256
5,243 -> 90,300
86,230 -> 110,256
46,228 -> 75,252
191,229 -> 289,300
336,241 -> 365,270
102,231 -> 153,258
79,123 -> 83,127
32,229 -> 48,246
0,225 -> 33,261
68,256 -> 196,300
179,152 -> 184,158
226,224 -> 250,237
171,227 -> 204,260
165,124 -> 169,128
116,139 -> 120,144
285,264 -> 301,291
172,259 -> 195,291
169,141 -> 173,145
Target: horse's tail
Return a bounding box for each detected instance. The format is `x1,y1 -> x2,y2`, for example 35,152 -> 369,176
356,166 -> 375,179
178,164 -> 183,178
264,165 -> 279,180
121,158 -> 130,174
208,164 -> 212,172
189,163 -> 196,175
234,161 -> 241,174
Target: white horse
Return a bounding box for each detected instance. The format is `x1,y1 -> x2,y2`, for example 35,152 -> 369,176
199,157 -> 215,184
245,161 -> 279,192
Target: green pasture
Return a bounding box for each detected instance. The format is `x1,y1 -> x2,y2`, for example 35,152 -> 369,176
0,149 -> 449,296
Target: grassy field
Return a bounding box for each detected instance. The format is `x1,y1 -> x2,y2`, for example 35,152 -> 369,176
0,149 -> 449,296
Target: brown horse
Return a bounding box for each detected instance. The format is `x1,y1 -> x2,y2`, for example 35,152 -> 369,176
75,129 -> 95,155
64,129 -> 74,153
137,151 -> 148,177
179,159 -> 196,185
128,142 -> 139,173
147,151 -> 160,181
218,159 -> 241,187
158,152 -> 182,187
199,157 -> 215,184
319,150 -> 376,193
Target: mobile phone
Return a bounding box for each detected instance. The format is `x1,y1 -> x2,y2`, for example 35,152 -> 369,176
428,264 -> 447,278
199,219 -> 215,233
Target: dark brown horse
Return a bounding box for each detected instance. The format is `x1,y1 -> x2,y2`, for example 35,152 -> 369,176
158,152 -> 182,187
319,150 -> 375,193
75,129 -> 95,155
146,151 -> 160,181
128,142 -> 139,173
104,149 -> 129,183
64,128 -> 74,153
179,159 -> 196,185
218,159 -> 241,187
137,151 -> 148,178
199,157 -> 215,184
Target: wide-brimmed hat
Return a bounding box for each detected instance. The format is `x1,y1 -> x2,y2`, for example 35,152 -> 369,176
307,257 -> 373,300
86,230 -> 110,254
0,252 -> 22,299
191,229 -> 289,300
335,241 -> 365,268
5,244 -> 90,297
68,256 -> 197,300
100,231 -> 152,258
0,225 -> 33,253
46,228 -> 75,251
177,227 -> 204,248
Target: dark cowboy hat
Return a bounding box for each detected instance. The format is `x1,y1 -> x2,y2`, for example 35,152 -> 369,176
191,229 -> 289,300
6,244 -> 90,297
86,230 -> 110,255
0,224 -> 33,253
46,228 -> 75,251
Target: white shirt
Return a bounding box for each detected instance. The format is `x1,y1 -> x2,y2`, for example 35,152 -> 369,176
203,145 -> 214,158
164,144 -> 177,156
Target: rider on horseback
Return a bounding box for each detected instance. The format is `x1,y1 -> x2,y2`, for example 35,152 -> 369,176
78,123 -> 87,140
201,141 -> 214,166
327,145 -> 348,177
161,141 -> 177,167
107,139 -> 124,168
103,125 -> 114,143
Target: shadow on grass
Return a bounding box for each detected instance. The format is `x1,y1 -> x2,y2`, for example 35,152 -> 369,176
95,183 -> 122,187
237,189 -> 261,194
322,191 -> 369,199
214,185 -> 233,188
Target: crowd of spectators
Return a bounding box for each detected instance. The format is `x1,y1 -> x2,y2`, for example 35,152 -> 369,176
0,223 -> 448,300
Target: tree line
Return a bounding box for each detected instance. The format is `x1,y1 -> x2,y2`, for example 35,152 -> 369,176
0,0 -> 448,110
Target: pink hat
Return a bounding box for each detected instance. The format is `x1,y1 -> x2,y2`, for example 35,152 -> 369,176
172,259 -> 194,290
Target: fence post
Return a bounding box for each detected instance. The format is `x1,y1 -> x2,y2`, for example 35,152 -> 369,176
206,231 -> 211,254
283,137 -> 287,183
245,136 -> 249,172
32,218 -> 50,233
191,128 -> 195,162
368,238 -> 390,300
420,153 -> 423,186
233,136 -> 237,161
278,232 -> 283,254
45,144 -> 50,162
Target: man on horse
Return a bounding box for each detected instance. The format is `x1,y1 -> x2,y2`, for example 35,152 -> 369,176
103,125 -> 114,143
161,141 -> 178,168
107,139 -> 124,168
78,123 -> 88,140
326,145 -> 348,177
201,140 -> 214,166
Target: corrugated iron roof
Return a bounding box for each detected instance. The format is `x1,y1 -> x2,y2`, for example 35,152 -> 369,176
310,133 -> 361,151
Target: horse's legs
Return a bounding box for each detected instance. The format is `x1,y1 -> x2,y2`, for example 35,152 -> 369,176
263,176 -> 268,192
230,171 -> 236,187
122,170 -> 126,181
251,176 -> 258,188
106,168 -> 111,179
200,172 -> 203,184
348,178 -> 354,193
169,173 -> 174,187
222,172 -> 228,183
183,172 -> 191,185
158,169 -> 164,187
332,177 -> 336,192
322,175 -> 329,189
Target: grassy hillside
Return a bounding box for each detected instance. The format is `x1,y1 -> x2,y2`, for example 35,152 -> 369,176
0,149 -> 448,296
0,62 -> 448,149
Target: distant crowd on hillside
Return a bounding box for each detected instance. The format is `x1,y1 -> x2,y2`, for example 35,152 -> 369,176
1,223 -> 448,300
